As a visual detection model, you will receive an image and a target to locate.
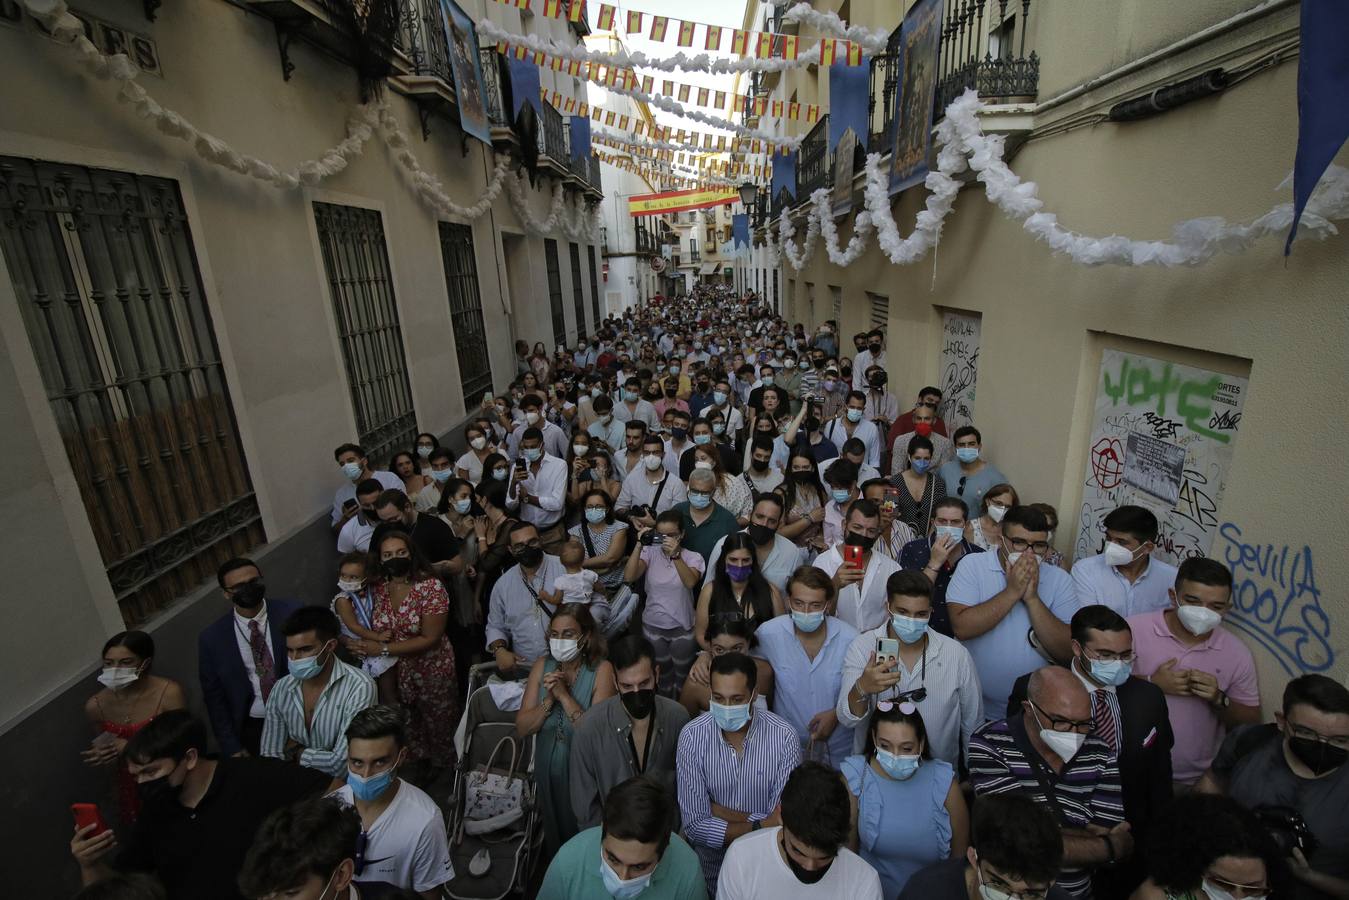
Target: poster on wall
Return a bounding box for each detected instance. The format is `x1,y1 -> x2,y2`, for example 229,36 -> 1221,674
440,0 -> 491,145
832,129 -> 857,218
1074,349 -> 1247,567
936,310 -> 980,432
889,0 -> 944,195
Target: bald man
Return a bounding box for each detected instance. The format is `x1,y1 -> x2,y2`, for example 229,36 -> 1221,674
967,667 -> 1130,900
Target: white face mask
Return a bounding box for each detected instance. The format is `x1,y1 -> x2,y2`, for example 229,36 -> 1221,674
1102,540 -> 1141,567
525,411 -> 541,425
550,638 -> 581,663
1177,603 -> 1223,636
98,666 -> 141,691
1201,879 -> 1266,900
469,436 -> 487,450
987,503 -> 1007,523
573,443 -> 590,457
1030,705 -> 1086,762
643,454 -> 663,471
337,578 -> 365,594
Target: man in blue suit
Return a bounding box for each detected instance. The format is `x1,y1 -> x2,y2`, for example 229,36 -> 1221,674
198,557 -> 300,756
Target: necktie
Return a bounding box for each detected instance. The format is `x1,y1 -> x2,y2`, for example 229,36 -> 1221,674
249,619 -> 276,702
1093,689 -> 1118,755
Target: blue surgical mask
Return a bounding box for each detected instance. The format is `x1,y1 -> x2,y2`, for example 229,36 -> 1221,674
693,434 -> 712,445
585,507 -> 607,524
713,391 -> 728,405
523,447 -> 542,463
430,468 -> 452,484
600,854 -> 653,899
1087,656 -> 1133,687
792,609 -> 825,632
910,458 -> 932,474
688,491 -> 712,510
846,408 -> 863,423
934,524 -> 964,544
875,749 -> 921,780
710,700 -> 752,733
288,642 -> 332,680
453,498 -> 472,515
891,613 -> 928,644
762,375 -> 775,387
712,423 -> 726,435
955,447 -> 980,463
341,461 -> 363,481
492,467 -> 509,481
347,765 -> 396,802
831,488 -> 851,505
624,390 -> 639,402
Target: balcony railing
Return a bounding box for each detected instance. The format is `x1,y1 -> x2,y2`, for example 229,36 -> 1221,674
540,100 -> 566,164
587,154 -> 602,189
867,26 -> 902,153
937,0 -> 1040,114
796,114 -> 831,198
394,0 -> 451,83
688,248 -> 701,263
478,47 -> 510,128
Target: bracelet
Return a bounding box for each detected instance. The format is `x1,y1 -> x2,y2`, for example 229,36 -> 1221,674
751,820 -> 762,831
1101,834 -> 1116,864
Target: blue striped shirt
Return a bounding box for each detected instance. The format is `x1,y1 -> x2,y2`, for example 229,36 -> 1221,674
968,715 -> 1124,898
676,708 -> 802,892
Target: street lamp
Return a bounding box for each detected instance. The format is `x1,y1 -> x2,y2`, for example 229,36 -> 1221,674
737,181 -> 757,208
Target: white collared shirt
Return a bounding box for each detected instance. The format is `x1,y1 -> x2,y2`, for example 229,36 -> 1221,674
812,543 -> 902,632
505,454 -> 568,528
232,603 -> 272,718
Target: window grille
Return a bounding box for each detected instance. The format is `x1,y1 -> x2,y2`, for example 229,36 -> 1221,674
544,238 -> 565,346
437,221 -> 493,406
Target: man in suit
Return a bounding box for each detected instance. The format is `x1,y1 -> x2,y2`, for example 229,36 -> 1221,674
1008,604 -> 1173,899
198,557 -> 300,757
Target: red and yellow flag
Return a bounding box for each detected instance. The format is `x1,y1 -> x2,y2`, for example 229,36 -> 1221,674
845,40 -> 862,66
819,38 -> 837,67
649,16 -> 669,41
677,20 -> 696,47
730,29 -> 748,55
705,25 -> 723,51
805,105 -> 820,123
782,35 -> 799,60
677,83 -> 691,102
541,0 -> 559,17
641,75 -> 653,93
595,2 -> 614,30
754,33 -> 774,58
626,10 -> 641,33
605,110 -> 616,126
662,80 -> 674,96
567,0 -> 585,23
714,90 -> 726,109
696,87 -> 709,106
787,101 -> 800,120
771,99 -> 783,117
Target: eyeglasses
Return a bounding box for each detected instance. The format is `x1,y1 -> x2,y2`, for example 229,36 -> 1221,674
1288,724 -> 1349,750
511,540 -> 543,552
876,700 -> 918,714
1084,647 -> 1136,663
1005,537 -> 1052,554
1030,701 -> 1093,734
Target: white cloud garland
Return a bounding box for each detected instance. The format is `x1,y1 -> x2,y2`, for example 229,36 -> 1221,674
779,2 -> 894,54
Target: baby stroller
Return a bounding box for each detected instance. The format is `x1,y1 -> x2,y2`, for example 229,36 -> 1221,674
444,663 -> 542,899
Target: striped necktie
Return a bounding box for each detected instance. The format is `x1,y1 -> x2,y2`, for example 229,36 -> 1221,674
1093,689 -> 1118,755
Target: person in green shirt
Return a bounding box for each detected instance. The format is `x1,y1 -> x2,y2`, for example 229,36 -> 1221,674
675,468 -> 741,568
538,775 -> 708,900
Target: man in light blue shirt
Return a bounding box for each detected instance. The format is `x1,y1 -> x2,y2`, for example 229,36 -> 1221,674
1071,504 -> 1178,618
947,504 -> 1078,715
755,567 -> 859,768
937,425 -> 1009,520
586,394 -> 626,454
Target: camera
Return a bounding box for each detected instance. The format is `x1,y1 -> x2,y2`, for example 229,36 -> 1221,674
1255,806 -> 1319,856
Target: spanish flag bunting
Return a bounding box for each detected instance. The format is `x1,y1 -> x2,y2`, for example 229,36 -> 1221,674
649,15 -> 668,41
626,10 -> 641,33
677,83 -> 690,102
496,40 -> 507,53
550,55 -> 563,71
542,0 -> 560,17
564,96 -> 576,112
515,0 -> 530,9
662,80 -> 674,96
568,59 -> 581,76
782,35 -> 799,60
618,114 -> 629,130
705,25 -> 723,51
513,44 -> 528,59
677,20 -> 695,47
714,90 -> 726,109
605,110 -> 616,126
754,33 -> 773,58
730,29 -> 748,55
754,98 -> 766,115
591,107 -> 602,120
595,2 -> 614,30
845,40 -> 862,66
579,102 -> 588,115
641,75 -> 653,93
533,51 -> 544,65
819,38 -> 837,67
716,135 -> 726,151
771,99 -> 783,117
788,101 -> 800,120
805,105 -> 819,123
567,0 -> 585,24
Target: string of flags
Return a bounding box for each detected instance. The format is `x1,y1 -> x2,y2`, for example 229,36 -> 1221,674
490,0 -> 866,64
591,132 -> 772,179
593,149 -> 742,190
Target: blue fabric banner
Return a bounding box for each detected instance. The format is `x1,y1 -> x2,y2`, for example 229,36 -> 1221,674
1286,0 -> 1349,254
569,114 -> 591,162
732,213 -> 750,250
828,59 -> 871,151
507,55 -> 543,119
771,148 -> 797,205
440,0 -> 491,145
889,0 -> 944,195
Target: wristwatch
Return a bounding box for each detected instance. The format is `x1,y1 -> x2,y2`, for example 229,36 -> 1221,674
1217,690 -> 1230,709
381,643 -> 390,658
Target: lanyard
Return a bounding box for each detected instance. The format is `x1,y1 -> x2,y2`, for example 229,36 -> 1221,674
520,567 -> 555,620
627,716 -> 657,774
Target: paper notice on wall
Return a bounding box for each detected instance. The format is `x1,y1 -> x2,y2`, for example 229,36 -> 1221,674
1074,349 -> 1247,566
936,310 -> 980,432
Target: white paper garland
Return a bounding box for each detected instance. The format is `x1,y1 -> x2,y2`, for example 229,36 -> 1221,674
779,3 -> 893,54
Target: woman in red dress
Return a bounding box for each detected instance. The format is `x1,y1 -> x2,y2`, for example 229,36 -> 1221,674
354,529 -> 459,775
81,632 -> 185,823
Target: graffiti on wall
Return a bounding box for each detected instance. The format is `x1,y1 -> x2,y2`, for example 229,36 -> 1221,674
937,310 -> 980,432
1217,522 -> 1335,677
1075,351 -> 1247,566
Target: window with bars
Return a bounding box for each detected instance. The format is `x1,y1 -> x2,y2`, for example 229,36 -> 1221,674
773,269 -> 780,313
544,238 -> 565,346
868,292 -> 890,329
313,202 -> 416,463
568,242 -> 586,341
0,157 -> 263,625
437,221 -> 493,407
586,244 -> 601,326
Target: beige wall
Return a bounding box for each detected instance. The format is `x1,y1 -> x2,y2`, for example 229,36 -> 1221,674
0,0 -> 600,726
773,2 -> 1346,702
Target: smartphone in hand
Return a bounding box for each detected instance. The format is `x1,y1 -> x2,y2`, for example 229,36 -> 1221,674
843,544 -> 864,568
71,803 -> 108,837
876,637 -> 900,667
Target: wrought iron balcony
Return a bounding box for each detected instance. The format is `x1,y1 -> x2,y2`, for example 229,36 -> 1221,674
867,26 -> 902,153
688,248 -> 701,263
393,0 -> 451,84
539,100 -> 567,171
796,114 -> 831,198
937,0 -> 1040,114
587,154 -> 602,191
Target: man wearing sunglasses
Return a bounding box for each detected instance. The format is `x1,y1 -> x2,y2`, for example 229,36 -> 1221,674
969,667 -> 1130,899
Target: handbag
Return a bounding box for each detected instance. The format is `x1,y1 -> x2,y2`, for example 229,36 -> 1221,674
462,735 -> 527,836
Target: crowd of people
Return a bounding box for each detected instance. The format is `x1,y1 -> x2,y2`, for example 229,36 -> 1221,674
67,284 -> 1348,900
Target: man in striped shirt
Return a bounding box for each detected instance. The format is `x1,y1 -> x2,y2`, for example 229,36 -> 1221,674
676,652 -> 802,896
968,667 -> 1129,899
261,606 -> 376,776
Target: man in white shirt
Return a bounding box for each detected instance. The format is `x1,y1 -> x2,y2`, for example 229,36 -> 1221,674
705,494 -> 805,593
505,428 -> 568,549
850,329 -> 886,393
331,443 -> 404,535
717,760 -> 882,900
617,433 -> 688,528
822,395 -> 882,470
1071,504 -> 1177,618
586,394 -> 626,454
709,378 -> 745,437
507,394 -> 568,460
330,706 -> 453,899
812,500 -> 902,632
614,377 -> 660,430
820,460 -> 859,548
336,479 -> 383,554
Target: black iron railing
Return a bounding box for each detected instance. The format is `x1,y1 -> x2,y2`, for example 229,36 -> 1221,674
540,100 -> 565,163
937,0 -> 1040,114
796,114 -> 831,198
587,154 -> 602,189
688,248 -> 701,263
478,46 -> 510,127
867,26 -> 902,152
395,0 -> 452,83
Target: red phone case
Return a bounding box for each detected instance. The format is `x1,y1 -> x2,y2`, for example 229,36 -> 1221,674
844,545 -> 863,567
71,803 -> 108,836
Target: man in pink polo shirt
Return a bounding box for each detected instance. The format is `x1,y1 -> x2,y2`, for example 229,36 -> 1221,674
1127,557 -> 1260,787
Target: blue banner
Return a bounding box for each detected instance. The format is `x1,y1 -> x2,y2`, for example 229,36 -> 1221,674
889,0 -> 944,195
771,148 -> 797,206
569,114 -> 591,162
732,213 -> 750,250
828,59 -> 871,151
507,55 -> 543,119
1286,0 -> 1349,254
440,0 -> 491,145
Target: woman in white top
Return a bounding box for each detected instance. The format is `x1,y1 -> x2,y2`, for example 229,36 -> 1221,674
691,443 -> 752,524
966,482 -> 1017,551
455,422 -> 497,484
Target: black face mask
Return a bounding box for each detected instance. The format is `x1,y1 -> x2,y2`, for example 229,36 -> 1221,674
750,458 -> 769,473
782,835 -> 832,885
844,531 -> 877,552
381,557 -> 413,578
868,343 -> 882,354
803,418 -> 820,434
748,523 -> 775,546
1288,734 -> 1348,775
231,579 -> 265,610
840,367 -> 853,380
812,358 -> 826,369
137,767 -> 181,805
870,373 -> 888,388
620,688 -> 656,720
516,546 -> 544,569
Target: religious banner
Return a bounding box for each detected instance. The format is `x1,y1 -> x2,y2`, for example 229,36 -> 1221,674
832,129 -> 857,218
1074,350 -> 1248,567
628,187 -> 739,216
440,0 -> 490,145
889,0 -> 943,195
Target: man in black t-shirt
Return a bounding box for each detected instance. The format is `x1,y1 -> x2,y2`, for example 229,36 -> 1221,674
71,711 -> 332,900
373,489 -> 463,578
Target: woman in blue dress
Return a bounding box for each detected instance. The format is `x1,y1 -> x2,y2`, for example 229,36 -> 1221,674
516,603 -> 614,856
842,700 -> 969,898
